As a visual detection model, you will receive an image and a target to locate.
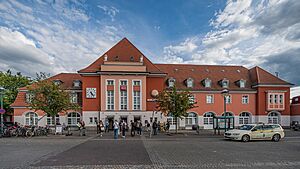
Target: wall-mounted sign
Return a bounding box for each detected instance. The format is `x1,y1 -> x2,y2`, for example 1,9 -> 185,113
147,98 -> 158,102
120,86 -> 127,91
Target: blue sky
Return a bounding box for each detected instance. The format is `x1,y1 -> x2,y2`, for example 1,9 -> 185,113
0,0 -> 300,88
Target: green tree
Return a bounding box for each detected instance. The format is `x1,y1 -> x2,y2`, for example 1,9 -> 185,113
156,86 -> 196,133
28,80 -> 80,128
0,70 -> 31,115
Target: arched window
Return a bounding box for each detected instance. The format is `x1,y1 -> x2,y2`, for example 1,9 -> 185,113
268,112 -> 280,124
185,112 -> 197,125
222,112 -> 233,117
25,112 -> 38,126
239,112 -> 251,124
67,112 -> 81,126
47,114 -> 60,125
203,112 -> 215,125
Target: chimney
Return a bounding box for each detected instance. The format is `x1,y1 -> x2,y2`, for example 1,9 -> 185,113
275,72 -> 279,77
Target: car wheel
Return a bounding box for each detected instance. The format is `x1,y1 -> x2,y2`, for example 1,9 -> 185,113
272,134 -> 281,142
241,135 -> 250,142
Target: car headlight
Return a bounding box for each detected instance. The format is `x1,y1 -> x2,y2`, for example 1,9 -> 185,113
233,133 -> 240,135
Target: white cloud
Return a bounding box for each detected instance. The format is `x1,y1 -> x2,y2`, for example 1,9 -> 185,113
98,5 -> 119,21
163,0 -> 300,85
0,1 -> 121,77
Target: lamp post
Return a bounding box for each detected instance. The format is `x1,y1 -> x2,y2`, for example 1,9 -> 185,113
0,87 -> 5,137
221,89 -> 229,132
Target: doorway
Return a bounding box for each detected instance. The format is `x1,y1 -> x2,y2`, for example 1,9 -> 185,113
107,116 -> 114,130
134,116 -> 141,122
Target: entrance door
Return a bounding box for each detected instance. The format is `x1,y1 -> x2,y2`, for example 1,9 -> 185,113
134,116 -> 141,122
120,116 -> 128,123
107,116 -> 114,130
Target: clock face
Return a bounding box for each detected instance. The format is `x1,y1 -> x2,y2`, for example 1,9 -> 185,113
86,88 -> 96,98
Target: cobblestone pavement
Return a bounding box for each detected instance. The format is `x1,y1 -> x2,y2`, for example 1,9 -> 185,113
1,130 -> 300,169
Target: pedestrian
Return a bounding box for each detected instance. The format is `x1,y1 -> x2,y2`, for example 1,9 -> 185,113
80,120 -> 86,136
130,120 -> 135,137
136,120 -> 142,135
113,120 -> 119,139
105,120 -> 109,133
121,120 -> 127,138
96,119 -> 99,134
166,121 -> 170,133
99,120 -> 104,137
153,120 -> 158,135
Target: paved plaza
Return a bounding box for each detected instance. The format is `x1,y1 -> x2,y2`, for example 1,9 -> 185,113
1,130 -> 300,169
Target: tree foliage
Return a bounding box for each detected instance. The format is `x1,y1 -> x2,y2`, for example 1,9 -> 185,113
156,86 -> 196,133
0,70 -> 32,114
28,80 -> 80,126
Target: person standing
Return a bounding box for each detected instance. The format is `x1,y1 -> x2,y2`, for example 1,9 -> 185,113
121,120 -> 127,138
105,120 -> 109,133
96,119 -> 99,134
130,120 -> 135,137
113,120 -> 119,139
153,120 -> 158,135
99,120 -> 104,137
136,120 -> 142,135
166,121 -> 170,133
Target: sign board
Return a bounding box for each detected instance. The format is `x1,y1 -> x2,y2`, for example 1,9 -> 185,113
0,109 -> 5,114
120,86 -> 127,91
55,126 -> 63,134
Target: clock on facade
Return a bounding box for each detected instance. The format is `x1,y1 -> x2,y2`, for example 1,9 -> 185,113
86,88 -> 96,98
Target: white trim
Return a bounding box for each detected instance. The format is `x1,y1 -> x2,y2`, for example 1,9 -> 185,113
206,94 -> 214,104
242,94 -> 249,104
119,79 -> 128,110
105,79 -> 115,111
182,90 -> 257,94
78,73 -> 100,76
132,79 -> 142,111
252,84 -> 293,87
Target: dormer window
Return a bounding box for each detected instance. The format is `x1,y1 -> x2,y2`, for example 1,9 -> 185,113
25,92 -> 34,103
53,80 -> 62,85
168,78 -> 176,88
186,78 -> 194,88
130,56 -> 134,62
115,56 -> 119,61
73,80 -> 81,87
240,79 -> 246,88
221,79 -> 229,88
204,78 -> 212,88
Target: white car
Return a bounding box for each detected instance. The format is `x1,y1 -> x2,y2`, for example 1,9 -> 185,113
224,124 -> 285,142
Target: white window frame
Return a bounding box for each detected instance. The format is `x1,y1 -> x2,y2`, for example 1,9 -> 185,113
203,112 -> 215,125
46,114 -> 60,125
67,112 -> 81,126
239,112 -> 250,124
106,79 -> 115,110
222,79 -> 229,88
186,78 -> 193,88
25,112 -> 38,126
25,92 -> 34,103
70,92 -> 78,103
268,112 -> 280,124
225,95 -> 232,104
189,94 -> 195,104
204,78 -> 212,88
242,95 -> 249,104
119,79 -> 128,110
185,112 -> 197,125
132,80 -> 142,110
168,78 -> 175,88
240,80 -> 246,88
206,94 -> 214,104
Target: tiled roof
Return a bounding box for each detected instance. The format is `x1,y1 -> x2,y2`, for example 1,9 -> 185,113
249,66 -> 292,85
78,38 -> 164,74
155,64 -> 253,91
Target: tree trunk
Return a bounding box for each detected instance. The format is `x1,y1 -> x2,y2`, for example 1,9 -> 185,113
52,115 -> 56,135
175,116 -> 178,134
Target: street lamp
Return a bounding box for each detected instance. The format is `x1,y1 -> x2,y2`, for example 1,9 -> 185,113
0,87 -> 5,137
221,89 -> 229,132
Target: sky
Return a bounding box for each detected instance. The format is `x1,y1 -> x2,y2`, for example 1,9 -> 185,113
0,0 -> 299,93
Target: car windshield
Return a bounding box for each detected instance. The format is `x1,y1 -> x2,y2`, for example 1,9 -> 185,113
240,125 -> 254,130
